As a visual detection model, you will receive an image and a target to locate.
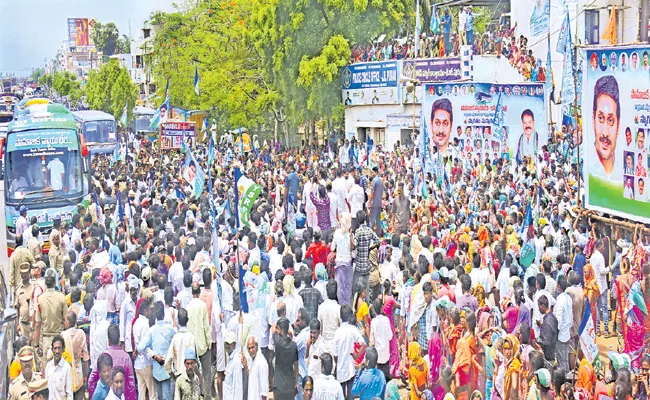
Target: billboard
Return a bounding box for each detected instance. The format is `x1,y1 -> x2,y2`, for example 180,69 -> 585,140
160,121 -> 196,150
341,61 -> 399,106
583,45 -> 650,222
422,82 -> 547,164
401,58 -> 462,104
67,18 -> 93,49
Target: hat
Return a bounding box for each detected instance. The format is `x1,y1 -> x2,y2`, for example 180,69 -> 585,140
224,331 -> 237,345
33,260 -> 46,270
127,274 -> 140,291
141,266 -> 152,282
608,351 -> 631,371
19,205 -> 28,214
617,239 -> 631,249
184,348 -> 197,361
439,267 -> 449,279
535,368 -> 551,388
28,378 -> 48,396
18,345 -> 36,361
128,190 -> 136,198
20,261 -> 31,273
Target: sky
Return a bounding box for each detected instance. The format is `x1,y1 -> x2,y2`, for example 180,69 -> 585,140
0,0 -> 175,75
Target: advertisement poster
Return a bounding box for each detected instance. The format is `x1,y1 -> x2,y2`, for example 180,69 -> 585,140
67,19 -> 76,46
341,61 -> 399,106
160,122 -> 196,150
583,45 -> 650,222
75,18 -> 89,47
422,82 -> 547,163
401,58 -> 462,104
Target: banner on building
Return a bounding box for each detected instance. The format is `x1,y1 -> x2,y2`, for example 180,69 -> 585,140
401,58 -> 462,104
67,18 -> 94,49
422,82 -> 548,163
529,0 -> 550,38
159,121 -> 196,150
583,45 -> 650,222
342,61 -> 399,106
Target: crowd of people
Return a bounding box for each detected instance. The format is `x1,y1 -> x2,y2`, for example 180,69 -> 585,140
349,10 -> 546,83
4,122 -> 646,400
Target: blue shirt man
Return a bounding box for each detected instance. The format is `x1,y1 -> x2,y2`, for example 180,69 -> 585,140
137,303 -> 176,399
441,11 -> 452,33
351,348 -> 386,400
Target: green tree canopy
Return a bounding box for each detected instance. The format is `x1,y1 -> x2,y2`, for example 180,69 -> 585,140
91,22 -> 131,55
51,71 -> 83,103
86,59 -> 138,122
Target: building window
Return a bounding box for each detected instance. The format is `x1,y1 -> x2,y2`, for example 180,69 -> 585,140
373,128 -> 385,144
585,10 -> 600,44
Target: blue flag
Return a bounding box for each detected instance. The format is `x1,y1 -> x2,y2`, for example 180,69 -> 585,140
161,173 -> 167,192
183,149 -> 205,200
491,92 -> 504,140
194,67 -> 200,97
150,96 -> 170,130
430,5 -> 440,33
116,191 -> 124,222
546,34 -> 555,101
556,8 -> 571,54
233,166 -> 248,313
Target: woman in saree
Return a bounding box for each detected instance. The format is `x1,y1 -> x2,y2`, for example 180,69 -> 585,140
624,281 -> 647,371
583,263 -> 600,329
500,297 -> 518,334
452,312 -> 480,400
408,342 -> 429,400
353,283 -> 370,364
575,357 -> 596,394
381,280 -> 401,378
614,258 -> 636,350
501,334 -> 522,400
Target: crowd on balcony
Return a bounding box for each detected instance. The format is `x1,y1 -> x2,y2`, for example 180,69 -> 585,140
349,8 -> 547,83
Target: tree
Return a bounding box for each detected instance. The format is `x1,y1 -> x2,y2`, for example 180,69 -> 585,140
31,68 -> 45,83
250,0 -> 410,139
86,59 -> 138,122
91,22 -> 130,55
52,71 -> 83,103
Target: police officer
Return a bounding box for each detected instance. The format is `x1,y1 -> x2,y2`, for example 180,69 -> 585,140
15,262 -> 32,338
28,379 -> 49,400
9,346 -> 43,400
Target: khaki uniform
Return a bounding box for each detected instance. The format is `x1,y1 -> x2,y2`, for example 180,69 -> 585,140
35,288 -> 67,369
48,243 -> 67,278
9,246 -> 34,293
8,371 -> 43,400
15,281 -> 32,338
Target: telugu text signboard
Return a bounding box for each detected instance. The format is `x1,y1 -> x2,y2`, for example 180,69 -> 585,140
583,45 -> 650,222
401,58 -> 462,104
342,61 -> 399,106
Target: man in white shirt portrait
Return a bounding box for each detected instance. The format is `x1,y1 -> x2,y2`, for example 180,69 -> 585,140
47,156 -> 66,191
45,334 -> 73,400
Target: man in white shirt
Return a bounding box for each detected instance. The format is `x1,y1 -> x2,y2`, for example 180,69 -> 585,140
133,298 -> 156,400
222,331 -> 243,400
332,170 -> 349,216
532,274 -> 556,338
47,157 -> 66,191
346,176 -> 364,231
89,300 -> 110,372
164,309 -> 196,379
45,334 -> 73,400
243,336 -> 269,400
305,319 -> 327,379
119,276 -> 138,354
339,140 -> 350,167
318,281 -> 341,354
554,276 -> 573,372
333,305 -> 366,399
369,300 -> 393,381
313,353 -> 344,400
590,239 -> 611,336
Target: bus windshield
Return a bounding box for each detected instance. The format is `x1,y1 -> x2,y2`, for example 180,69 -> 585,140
6,129 -> 84,201
134,114 -> 153,132
82,119 -> 116,144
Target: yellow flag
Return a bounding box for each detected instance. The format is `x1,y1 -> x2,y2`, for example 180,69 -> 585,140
602,5 -> 617,44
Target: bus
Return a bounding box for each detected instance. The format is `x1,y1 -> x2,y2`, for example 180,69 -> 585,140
3,102 -> 90,255
72,110 -> 117,154
131,106 -> 157,142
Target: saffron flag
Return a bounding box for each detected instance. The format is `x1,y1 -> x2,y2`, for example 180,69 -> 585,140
601,5 -> 617,44
578,300 -> 599,363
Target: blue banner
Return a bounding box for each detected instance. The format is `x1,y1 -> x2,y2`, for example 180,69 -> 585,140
530,0 -> 550,38
342,61 -> 399,105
